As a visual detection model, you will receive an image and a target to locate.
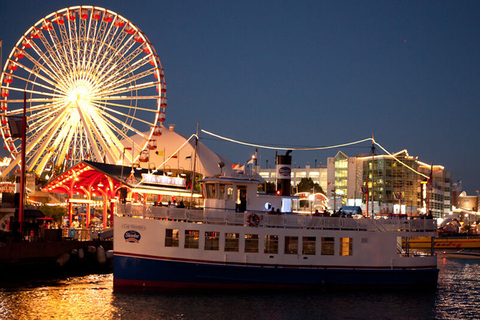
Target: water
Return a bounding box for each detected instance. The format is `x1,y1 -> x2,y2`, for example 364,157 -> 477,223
1,252 -> 479,320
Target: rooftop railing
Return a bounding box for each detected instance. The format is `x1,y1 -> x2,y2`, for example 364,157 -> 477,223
116,204 -> 437,232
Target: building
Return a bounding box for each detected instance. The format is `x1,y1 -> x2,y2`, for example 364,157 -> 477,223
417,162 -> 452,218
326,149 -> 452,218
258,164 -> 327,194
326,151 -> 361,202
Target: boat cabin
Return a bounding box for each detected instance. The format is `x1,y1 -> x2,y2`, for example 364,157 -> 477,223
200,174 -> 297,213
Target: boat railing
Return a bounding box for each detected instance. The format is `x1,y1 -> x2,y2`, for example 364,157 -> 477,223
116,204 -> 437,232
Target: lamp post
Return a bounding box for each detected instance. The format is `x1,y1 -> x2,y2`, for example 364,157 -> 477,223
218,162 -> 225,175
6,92 -> 27,234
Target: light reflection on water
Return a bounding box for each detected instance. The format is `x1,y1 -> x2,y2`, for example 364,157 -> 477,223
1,252 -> 479,320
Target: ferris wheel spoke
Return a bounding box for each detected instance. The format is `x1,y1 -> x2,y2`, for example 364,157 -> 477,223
23,106 -> 71,168
96,68 -> 154,94
76,104 -> 116,162
99,53 -> 150,89
27,104 -> 68,133
56,123 -> 78,165
5,86 -> 67,101
96,40 -> 139,86
91,101 -> 156,127
18,49 -> 69,90
88,24 -> 121,79
55,17 -> 76,73
8,74 -> 64,98
8,62 -> 69,94
97,80 -> 157,98
99,95 -> 159,101
44,23 -> 74,77
38,113 -> 80,170
87,111 -> 126,160
90,102 -> 149,139
34,29 -> 72,83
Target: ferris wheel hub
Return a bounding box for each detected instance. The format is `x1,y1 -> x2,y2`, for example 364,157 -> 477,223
67,86 -> 90,106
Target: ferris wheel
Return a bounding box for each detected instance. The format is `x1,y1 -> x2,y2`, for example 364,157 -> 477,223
0,5 -> 167,177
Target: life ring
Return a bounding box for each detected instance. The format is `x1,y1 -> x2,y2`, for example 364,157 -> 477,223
247,213 -> 260,227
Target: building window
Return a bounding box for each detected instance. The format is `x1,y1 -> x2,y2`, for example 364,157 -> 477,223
321,237 -> 335,255
340,237 -> 353,256
264,235 -> 279,254
302,236 -> 316,255
205,231 -> 220,250
245,234 -> 259,253
225,233 -> 239,252
185,230 -> 199,249
165,228 -> 179,247
285,236 -> 298,254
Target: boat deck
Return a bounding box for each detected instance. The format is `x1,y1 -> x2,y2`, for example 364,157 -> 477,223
117,204 -> 437,233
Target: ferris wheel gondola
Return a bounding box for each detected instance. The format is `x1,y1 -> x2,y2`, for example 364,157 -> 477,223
0,5 -> 167,176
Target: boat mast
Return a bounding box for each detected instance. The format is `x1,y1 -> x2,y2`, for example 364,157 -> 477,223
190,121 -> 199,208
371,132 -> 375,218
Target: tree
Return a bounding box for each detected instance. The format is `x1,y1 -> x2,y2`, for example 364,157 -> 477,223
38,204 -> 65,223
297,177 -> 324,194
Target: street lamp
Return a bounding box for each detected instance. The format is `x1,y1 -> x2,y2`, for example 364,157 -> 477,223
218,162 -> 225,175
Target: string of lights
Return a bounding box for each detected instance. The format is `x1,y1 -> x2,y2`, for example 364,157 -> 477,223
133,133 -> 198,188
201,129 -> 429,179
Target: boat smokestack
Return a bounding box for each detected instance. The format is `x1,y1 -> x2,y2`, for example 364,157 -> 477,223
276,150 -> 292,196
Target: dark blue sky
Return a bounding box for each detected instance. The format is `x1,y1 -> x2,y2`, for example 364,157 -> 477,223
1,1 -> 479,194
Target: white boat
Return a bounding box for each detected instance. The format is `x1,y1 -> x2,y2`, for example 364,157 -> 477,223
113,172 -> 439,290
444,250 -> 480,260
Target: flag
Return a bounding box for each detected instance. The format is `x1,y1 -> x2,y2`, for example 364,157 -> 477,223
247,158 -> 254,165
124,147 -> 132,151
155,150 -> 163,156
232,164 -> 244,171
172,153 -> 177,158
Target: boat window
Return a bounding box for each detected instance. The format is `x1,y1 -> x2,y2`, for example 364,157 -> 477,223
206,184 -> 217,199
236,186 -> 247,212
285,236 -> 298,254
205,231 -> 220,250
264,235 -> 279,254
227,187 -> 234,200
245,234 -> 259,253
165,229 -> 179,247
340,237 -> 353,256
225,233 -> 239,252
321,237 -> 335,255
184,230 -> 199,249
219,184 -> 226,200
302,237 -> 316,255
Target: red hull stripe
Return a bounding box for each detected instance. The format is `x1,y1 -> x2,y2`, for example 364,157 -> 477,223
114,251 -> 436,270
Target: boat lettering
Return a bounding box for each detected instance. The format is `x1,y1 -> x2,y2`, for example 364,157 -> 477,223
121,224 -> 146,231
124,230 -> 141,243
278,166 -> 291,177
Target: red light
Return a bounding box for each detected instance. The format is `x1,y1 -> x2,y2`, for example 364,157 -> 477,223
276,190 -> 281,195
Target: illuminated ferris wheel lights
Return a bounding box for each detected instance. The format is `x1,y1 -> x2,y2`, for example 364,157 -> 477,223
67,86 -> 91,106
0,6 -> 166,176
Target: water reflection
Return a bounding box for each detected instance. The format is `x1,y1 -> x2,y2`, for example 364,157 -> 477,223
0,253 -> 479,320
0,274 -> 118,320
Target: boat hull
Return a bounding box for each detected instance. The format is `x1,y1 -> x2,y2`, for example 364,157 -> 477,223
113,254 -> 439,290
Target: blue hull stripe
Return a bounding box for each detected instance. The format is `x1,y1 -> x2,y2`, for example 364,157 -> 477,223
114,255 -> 439,289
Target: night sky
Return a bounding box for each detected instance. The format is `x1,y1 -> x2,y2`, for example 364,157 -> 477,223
1,1 -> 479,194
